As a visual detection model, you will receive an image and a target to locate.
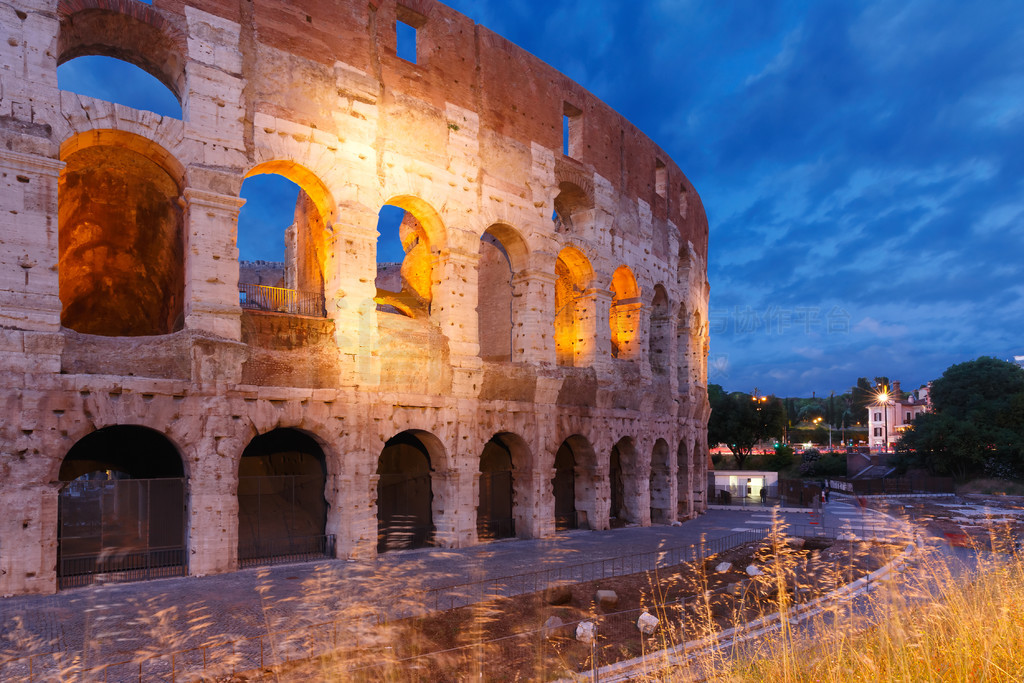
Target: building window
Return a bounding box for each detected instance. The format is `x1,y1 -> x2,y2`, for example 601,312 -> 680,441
873,412 -> 882,422
563,101 -> 582,158
655,159 -> 667,198
906,412 -> 912,422
874,427 -> 883,437
396,6 -> 426,64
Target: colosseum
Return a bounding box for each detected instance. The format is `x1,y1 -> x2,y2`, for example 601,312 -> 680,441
0,0 -> 710,596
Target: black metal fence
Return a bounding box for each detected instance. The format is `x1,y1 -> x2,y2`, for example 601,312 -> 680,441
57,478 -> 186,589
239,283 -> 326,317
239,534 -> 336,568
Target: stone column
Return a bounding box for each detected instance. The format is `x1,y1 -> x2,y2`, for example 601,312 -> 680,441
433,247 -> 483,397
0,150 -> 63,333
185,422 -> 241,576
511,268 -> 557,365
579,287 -> 614,370
182,187 -> 245,341
330,218 -> 380,387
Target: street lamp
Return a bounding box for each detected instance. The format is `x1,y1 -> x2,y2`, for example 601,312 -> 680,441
813,416 -> 833,452
752,389 -> 768,453
875,387 -> 892,453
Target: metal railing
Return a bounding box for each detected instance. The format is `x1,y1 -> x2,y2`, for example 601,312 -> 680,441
239,534 -> 336,568
239,283 -> 326,317
58,547 -> 186,589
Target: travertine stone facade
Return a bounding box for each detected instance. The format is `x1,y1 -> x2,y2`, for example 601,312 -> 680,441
0,0 -> 711,596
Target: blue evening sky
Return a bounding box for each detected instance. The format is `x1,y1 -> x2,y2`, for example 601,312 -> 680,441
57,0 -> 1024,397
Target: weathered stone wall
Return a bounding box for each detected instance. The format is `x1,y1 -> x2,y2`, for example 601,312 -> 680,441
0,0 -> 711,596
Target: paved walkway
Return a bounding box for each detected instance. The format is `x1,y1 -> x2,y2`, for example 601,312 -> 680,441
0,504 -> 907,678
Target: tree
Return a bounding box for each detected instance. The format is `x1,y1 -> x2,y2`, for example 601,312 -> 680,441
707,385 -> 786,469
850,376 -> 890,424
898,357 -> 1024,479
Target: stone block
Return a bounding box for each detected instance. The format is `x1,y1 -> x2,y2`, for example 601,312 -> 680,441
595,589 -> 618,608
544,585 -> 572,605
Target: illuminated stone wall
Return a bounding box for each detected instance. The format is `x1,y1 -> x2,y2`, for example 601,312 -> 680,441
0,0 -> 711,596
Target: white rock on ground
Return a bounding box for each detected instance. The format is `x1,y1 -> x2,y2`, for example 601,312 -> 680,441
637,611 -> 659,635
576,621 -> 596,644
715,561 -> 732,573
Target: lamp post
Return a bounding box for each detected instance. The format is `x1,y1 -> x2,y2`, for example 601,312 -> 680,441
752,388 -> 768,453
875,387 -> 891,453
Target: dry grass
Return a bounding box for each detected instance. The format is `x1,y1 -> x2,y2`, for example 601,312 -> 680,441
674,526 -> 1024,682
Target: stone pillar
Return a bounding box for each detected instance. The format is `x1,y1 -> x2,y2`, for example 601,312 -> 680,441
182,187 -> 245,341
185,423 -> 240,576
433,247 -> 483,397
511,268 -> 557,365
579,287 -> 614,370
0,470 -> 59,596
527,469 -> 556,538
330,219 -> 380,387
0,150 -> 63,332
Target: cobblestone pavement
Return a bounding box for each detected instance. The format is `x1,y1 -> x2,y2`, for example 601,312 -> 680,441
0,505 -> 905,675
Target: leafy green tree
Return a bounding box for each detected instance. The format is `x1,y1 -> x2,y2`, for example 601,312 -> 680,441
707,385 -> 786,469
899,357 -> 1024,479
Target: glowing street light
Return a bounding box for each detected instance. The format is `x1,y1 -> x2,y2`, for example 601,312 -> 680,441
875,387 -> 892,453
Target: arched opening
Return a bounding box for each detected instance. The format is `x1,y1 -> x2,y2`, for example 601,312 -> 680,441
377,431 -> 437,552
237,429 -> 330,567
649,439 -> 671,523
609,266 -> 641,360
58,134 -> 185,336
676,304 -> 691,391
375,197 -> 445,318
552,181 -> 592,234
552,434 -> 597,530
478,224 -> 528,362
58,2 -> 187,105
609,437 -> 639,526
677,439 -> 692,519
57,426 -> 186,589
649,285 -> 671,376
58,55 -> 182,118
478,439 -> 514,540
554,247 -> 594,367
691,310 -> 705,386
552,442 -> 577,531
237,164 -> 331,317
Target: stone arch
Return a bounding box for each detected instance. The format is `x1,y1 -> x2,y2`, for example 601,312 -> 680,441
57,0 -> 187,102
677,438 -> 693,519
649,438 -> 672,523
676,303 -> 691,392
477,432 -> 532,541
554,246 -> 595,367
552,180 -> 594,234
552,433 -> 598,531
609,436 -> 641,526
58,130 -> 185,337
376,429 -> 446,552
477,225 -> 522,362
649,284 -> 671,376
238,162 -> 334,316
375,195 -> 446,318
609,265 -> 642,360
236,428 -> 331,567
57,425 -> 188,588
